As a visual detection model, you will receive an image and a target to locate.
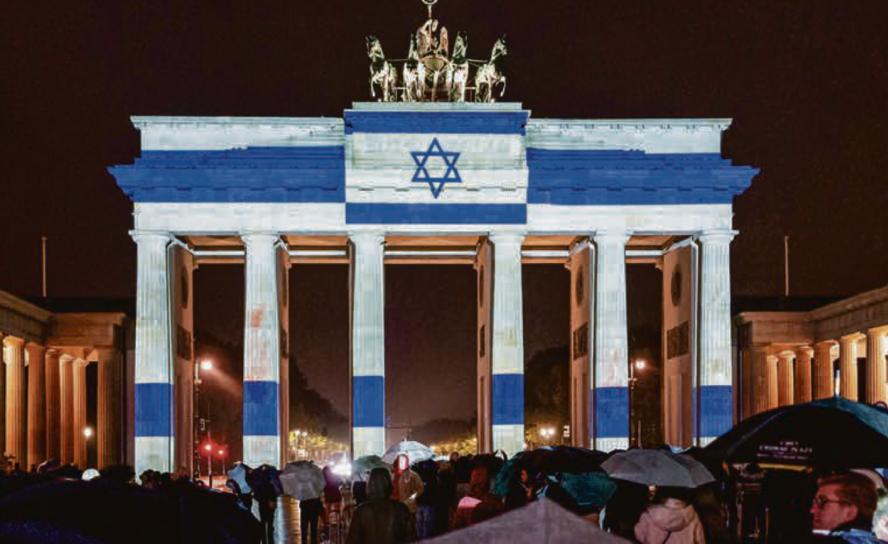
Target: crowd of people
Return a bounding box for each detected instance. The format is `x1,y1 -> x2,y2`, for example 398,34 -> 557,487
3,448 -> 888,543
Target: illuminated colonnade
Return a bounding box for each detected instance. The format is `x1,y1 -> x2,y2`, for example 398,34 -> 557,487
735,285 -> 888,417
0,290 -> 127,470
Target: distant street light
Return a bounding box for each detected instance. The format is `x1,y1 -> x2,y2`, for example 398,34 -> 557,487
629,359 -> 647,447
194,358 -> 217,479
539,426 -> 556,444
83,427 -> 93,438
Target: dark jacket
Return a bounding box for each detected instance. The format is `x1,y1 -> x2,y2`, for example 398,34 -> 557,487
346,468 -> 417,544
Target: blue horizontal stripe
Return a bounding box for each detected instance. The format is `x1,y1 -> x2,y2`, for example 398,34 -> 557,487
243,381 -> 280,436
527,149 -> 758,205
492,373 -> 524,426
344,111 -> 528,135
109,147 -> 345,203
594,386 -> 628,439
353,376 -> 385,428
698,385 -> 733,438
135,383 -> 173,437
346,203 -> 526,225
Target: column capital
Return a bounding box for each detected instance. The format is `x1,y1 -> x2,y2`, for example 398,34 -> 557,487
240,231 -> 280,242
3,336 -> 25,348
696,230 -> 738,245
45,347 -> 59,357
73,357 -> 89,368
794,346 -> 814,358
592,229 -> 630,245
349,231 -> 387,246
867,326 -> 888,337
59,353 -> 76,364
93,348 -> 119,362
129,230 -> 172,245
488,232 -> 525,247
840,332 -> 865,344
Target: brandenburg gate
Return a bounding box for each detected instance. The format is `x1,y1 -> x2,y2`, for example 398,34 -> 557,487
110,6 -> 757,477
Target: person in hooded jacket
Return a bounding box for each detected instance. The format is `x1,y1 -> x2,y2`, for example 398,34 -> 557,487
346,467 -> 417,544
634,489 -> 706,544
392,454 -> 424,515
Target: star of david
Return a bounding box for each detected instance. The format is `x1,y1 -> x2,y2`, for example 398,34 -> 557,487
410,138 -> 462,199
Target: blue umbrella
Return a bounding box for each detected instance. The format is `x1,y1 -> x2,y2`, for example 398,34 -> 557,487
227,462 -> 252,494
559,472 -> 617,510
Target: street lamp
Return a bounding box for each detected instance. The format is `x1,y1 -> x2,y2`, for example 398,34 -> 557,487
194,358 -> 214,479
83,427 -> 93,438
203,441 -> 215,488
629,359 -> 646,447
539,426 -> 556,445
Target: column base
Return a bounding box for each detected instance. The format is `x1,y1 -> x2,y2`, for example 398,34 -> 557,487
698,436 -> 718,447
244,436 -> 281,468
135,436 -> 174,478
492,424 -> 524,457
595,437 -> 629,452
353,427 -> 385,459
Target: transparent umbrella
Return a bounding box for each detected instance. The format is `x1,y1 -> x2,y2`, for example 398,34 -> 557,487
381,441 -> 435,465
602,449 -> 715,488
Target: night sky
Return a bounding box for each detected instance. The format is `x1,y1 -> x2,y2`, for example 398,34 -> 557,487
3,0 -> 888,424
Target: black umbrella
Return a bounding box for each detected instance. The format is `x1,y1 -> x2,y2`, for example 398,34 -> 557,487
493,447 -> 606,496
0,477 -> 261,544
704,396 -> 888,467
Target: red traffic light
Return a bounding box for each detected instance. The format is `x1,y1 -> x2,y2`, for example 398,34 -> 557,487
215,445 -> 228,459
201,442 -> 214,456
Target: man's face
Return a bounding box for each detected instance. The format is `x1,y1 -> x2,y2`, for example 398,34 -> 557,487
810,484 -> 859,531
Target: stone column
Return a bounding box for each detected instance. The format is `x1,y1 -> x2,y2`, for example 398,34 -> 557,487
0,333 -> 5,456
592,231 -> 629,451
96,349 -> 121,469
767,355 -> 779,409
242,233 -> 283,468
813,342 -> 835,399
132,232 -> 175,476
350,232 -> 386,459
568,242 -> 593,448
866,328 -> 888,405
476,240 -> 493,452
777,352 -> 795,407
794,347 -> 813,404
59,354 -> 75,464
45,349 -> 60,461
73,359 -> 88,468
751,346 -> 772,414
26,344 -> 46,468
839,334 -> 861,400
489,233 -> 525,457
5,337 -> 26,466
696,231 -> 735,444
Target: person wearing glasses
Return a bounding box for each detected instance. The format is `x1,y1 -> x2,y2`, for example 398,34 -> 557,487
810,472 -> 885,543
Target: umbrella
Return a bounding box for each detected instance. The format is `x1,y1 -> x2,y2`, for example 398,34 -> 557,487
560,472 -> 617,510
0,478 -> 261,544
704,396 -> 888,467
381,441 -> 434,465
494,447 -> 606,497
279,461 -> 324,500
424,498 -> 630,544
227,462 -> 252,494
353,455 -> 389,476
602,449 -> 715,488
247,464 -> 282,498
